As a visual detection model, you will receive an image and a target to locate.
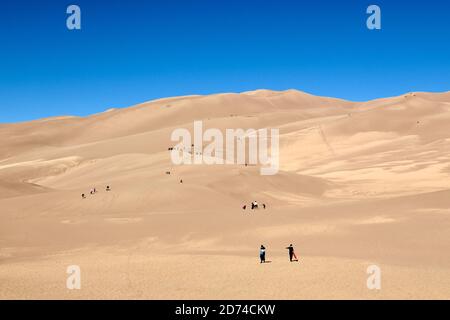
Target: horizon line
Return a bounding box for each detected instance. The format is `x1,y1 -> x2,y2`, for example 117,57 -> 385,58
2,88 -> 449,125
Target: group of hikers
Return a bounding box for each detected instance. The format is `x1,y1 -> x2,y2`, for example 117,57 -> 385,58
165,171 -> 184,184
81,185 -> 111,199
259,244 -> 298,264
243,201 -> 266,210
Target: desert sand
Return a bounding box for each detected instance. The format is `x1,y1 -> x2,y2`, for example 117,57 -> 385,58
1,89 -> 450,299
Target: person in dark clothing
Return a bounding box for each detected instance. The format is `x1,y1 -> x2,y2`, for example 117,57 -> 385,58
260,245 -> 266,263
286,244 -> 298,262
81,193 -> 86,199
106,186 -> 111,191
262,204 -> 266,209
243,205 -> 247,210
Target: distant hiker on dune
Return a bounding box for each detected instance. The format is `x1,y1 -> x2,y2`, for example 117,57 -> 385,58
263,204 -> 266,209
260,245 -> 266,263
251,201 -> 258,209
242,205 -> 247,210
180,179 -> 183,184
106,186 -> 111,191
81,194 -> 86,199
286,244 -> 298,262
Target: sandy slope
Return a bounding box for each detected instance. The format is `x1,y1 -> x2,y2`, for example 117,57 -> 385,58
1,89 -> 449,299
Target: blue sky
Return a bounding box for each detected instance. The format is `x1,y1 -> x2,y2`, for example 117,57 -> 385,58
0,0 -> 449,122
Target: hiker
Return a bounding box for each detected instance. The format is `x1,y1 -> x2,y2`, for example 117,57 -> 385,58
90,189 -> 94,195
180,179 -> 183,184
260,245 -> 266,263
106,186 -> 111,191
243,205 -> 247,210
286,244 -> 298,262
253,201 -> 258,209
263,204 -> 266,209
81,193 -> 86,199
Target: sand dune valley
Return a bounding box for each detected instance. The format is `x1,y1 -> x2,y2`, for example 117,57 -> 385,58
1,89 -> 450,299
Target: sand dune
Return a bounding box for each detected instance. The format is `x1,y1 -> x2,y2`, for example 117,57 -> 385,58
1,89 -> 449,299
